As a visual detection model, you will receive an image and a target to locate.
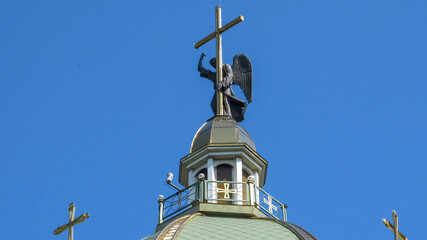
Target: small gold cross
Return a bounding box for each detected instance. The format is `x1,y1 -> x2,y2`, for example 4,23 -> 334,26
216,183 -> 237,199
53,203 -> 90,240
263,196 -> 278,214
170,192 -> 188,209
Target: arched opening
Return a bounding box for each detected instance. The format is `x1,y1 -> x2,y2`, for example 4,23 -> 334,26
242,169 -> 250,182
216,164 -> 233,202
242,169 -> 250,201
217,164 -> 232,181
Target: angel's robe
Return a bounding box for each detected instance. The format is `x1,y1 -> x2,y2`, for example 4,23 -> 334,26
199,66 -> 247,122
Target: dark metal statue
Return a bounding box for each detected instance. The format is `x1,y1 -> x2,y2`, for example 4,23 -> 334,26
198,53 -> 252,122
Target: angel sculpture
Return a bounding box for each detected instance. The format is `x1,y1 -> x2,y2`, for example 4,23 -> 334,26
198,53 -> 252,122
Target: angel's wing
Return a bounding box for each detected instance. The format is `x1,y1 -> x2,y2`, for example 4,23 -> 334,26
231,53 -> 252,103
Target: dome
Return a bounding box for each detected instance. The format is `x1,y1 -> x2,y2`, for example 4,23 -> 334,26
190,116 -> 255,153
142,214 -> 318,240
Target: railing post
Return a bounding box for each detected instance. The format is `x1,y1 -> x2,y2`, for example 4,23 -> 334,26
158,195 -> 164,224
247,175 -> 256,206
283,204 -> 288,222
198,173 -> 205,203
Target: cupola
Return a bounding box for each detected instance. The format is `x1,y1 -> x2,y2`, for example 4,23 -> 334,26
179,116 -> 268,188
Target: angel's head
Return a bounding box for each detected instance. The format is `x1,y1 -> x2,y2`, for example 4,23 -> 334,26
209,58 -> 216,68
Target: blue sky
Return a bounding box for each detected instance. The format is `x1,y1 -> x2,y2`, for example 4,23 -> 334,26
0,1 -> 426,239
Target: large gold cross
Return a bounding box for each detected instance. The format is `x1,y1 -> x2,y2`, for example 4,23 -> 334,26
53,203 -> 90,240
194,6 -> 244,115
216,183 -> 237,199
382,210 -> 408,240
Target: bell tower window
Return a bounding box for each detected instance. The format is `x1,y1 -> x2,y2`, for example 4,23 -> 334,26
242,169 -> 250,201
216,164 -> 232,181
242,169 -> 250,182
216,164 -> 233,202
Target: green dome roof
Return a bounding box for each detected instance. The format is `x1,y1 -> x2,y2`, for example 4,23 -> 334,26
142,214 -> 317,240
190,116 -> 255,153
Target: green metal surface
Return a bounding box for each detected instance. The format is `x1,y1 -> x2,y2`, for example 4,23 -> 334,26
190,116 -> 255,153
198,203 -> 265,217
176,215 -> 300,240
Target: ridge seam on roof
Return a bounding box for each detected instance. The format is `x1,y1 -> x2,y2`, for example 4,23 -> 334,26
172,213 -> 205,240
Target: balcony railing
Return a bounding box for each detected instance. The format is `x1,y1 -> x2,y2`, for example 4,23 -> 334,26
256,186 -> 287,221
161,183 -> 198,220
157,178 -> 287,224
205,181 -> 250,204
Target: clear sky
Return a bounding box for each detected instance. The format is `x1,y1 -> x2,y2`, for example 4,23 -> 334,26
0,1 -> 426,240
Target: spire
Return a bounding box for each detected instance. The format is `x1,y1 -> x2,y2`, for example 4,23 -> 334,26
194,6 -> 244,115
195,7 -> 252,122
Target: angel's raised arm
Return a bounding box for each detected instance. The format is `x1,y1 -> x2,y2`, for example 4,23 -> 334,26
198,53 -> 216,82
198,53 -> 207,72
